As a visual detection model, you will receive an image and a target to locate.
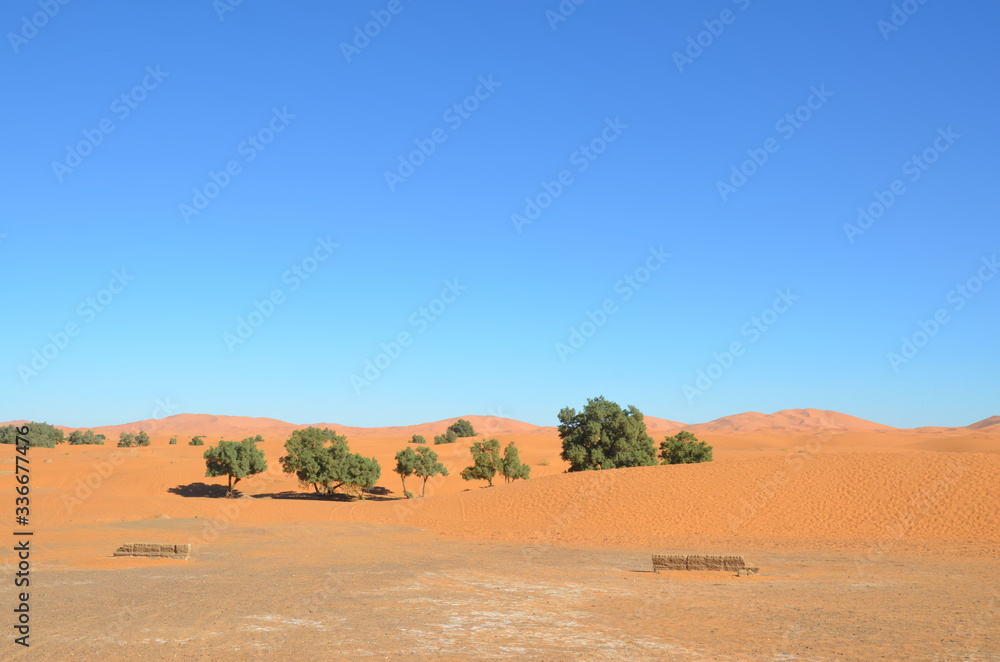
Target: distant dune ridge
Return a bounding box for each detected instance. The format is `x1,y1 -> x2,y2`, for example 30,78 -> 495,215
2,408 -> 998,441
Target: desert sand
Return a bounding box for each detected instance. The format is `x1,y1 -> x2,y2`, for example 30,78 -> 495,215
1,410 -> 998,660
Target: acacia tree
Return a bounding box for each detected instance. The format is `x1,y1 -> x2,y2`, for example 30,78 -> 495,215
69,430 -> 105,445
279,427 -> 382,500
461,439 -> 502,487
118,432 -> 135,448
434,429 -> 458,445
136,431 -> 151,447
448,419 -> 476,437
557,396 -> 658,471
413,446 -> 448,497
500,441 -> 531,483
659,431 -> 713,464
394,447 -> 419,498
203,437 -> 268,496
0,423 -> 64,447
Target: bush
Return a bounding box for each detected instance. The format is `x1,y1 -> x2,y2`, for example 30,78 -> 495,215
558,396 -> 657,471
118,432 -> 135,448
0,422 -> 64,447
135,431 -> 150,447
408,434 -> 427,445
68,430 -> 106,445
659,431 -> 713,464
500,441 -> 531,483
169,437 -> 178,445
461,439 -> 502,487
413,446 -> 448,497
279,427 -> 382,500
189,436 -> 205,446
403,490 -> 414,499
448,419 -> 476,438
433,429 -> 458,445
394,447 -> 419,496
204,437 -> 268,496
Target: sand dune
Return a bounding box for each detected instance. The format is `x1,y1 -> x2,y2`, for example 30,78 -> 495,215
686,408 -> 893,434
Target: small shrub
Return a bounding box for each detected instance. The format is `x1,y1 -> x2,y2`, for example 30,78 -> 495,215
659,431 -> 713,465
448,419 -> 476,438
433,429 -> 458,445
189,436 -> 205,446
538,459 -> 550,467
169,437 -> 178,445
409,434 -> 427,445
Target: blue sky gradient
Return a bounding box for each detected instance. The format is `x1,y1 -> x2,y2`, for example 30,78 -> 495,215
2,0 -> 997,429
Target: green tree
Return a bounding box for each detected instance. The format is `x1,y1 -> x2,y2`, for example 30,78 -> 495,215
279,427 -> 382,500
413,446 -> 448,497
394,447 -> 419,497
189,436 -> 205,446
448,419 -> 476,437
169,437 -> 178,445
203,437 -> 268,496
135,431 -> 151,447
500,441 -> 531,483
557,396 -> 658,471
118,432 -> 135,448
409,434 -> 427,445
434,428 -> 458,445
336,453 -> 381,500
461,438 -> 502,487
68,429 -> 105,445
659,431 -> 713,464
0,423 -> 64,447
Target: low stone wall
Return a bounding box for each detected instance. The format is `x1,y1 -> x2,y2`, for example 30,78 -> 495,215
113,543 -> 191,560
653,554 -> 758,576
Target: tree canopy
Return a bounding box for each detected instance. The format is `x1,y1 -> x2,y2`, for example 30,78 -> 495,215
448,419 -> 476,437
434,429 -> 458,445
68,429 -> 106,445
557,396 -> 658,471
0,423 -> 64,447
461,438 -> 502,487
118,432 -> 135,447
279,427 -> 382,500
394,447 -> 419,497
204,437 -> 268,496
659,431 -> 713,464
135,431 -> 151,447
412,446 -> 448,497
500,440 -> 531,483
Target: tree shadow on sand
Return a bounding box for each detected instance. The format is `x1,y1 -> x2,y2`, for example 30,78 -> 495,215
168,482 -> 235,498
170,483 -> 398,502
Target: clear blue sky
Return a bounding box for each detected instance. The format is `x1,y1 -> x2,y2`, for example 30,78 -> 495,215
2,0 -> 997,429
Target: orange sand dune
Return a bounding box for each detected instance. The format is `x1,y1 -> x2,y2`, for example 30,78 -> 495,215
371,451 -> 1000,555
686,408 -> 893,434
968,415 -> 1000,431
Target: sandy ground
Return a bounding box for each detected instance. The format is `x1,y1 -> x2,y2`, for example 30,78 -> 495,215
1,413 -> 998,660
